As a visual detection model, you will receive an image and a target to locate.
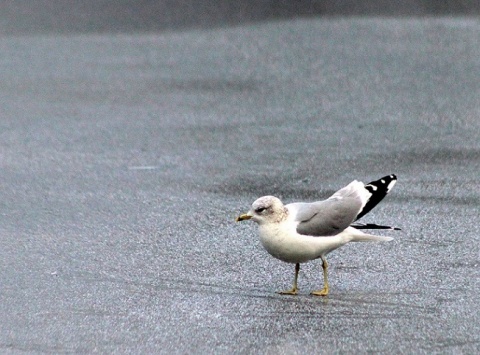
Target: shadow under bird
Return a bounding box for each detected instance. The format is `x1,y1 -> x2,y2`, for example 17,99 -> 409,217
236,174 -> 400,296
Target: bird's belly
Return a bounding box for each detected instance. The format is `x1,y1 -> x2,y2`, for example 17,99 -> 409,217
258,226 -> 347,263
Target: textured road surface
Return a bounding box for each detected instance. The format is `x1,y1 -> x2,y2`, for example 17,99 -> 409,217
1,15 -> 480,354
1,1 -> 479,34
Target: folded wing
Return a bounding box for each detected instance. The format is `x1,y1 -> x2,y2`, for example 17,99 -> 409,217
294,180 -> 367,236
293,175 -> 398,236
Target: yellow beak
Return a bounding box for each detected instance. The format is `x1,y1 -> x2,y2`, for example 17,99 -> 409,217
235,213 -> 252,222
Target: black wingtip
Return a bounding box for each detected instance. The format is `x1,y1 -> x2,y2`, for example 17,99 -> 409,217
355,174 -> 397,221
364,174 -> 397,194
351,223 -> 401,231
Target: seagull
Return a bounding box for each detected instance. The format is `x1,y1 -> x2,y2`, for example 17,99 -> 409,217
236,174 -> 400,296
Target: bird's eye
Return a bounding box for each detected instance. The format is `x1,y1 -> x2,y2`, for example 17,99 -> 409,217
255,207 -> 266,213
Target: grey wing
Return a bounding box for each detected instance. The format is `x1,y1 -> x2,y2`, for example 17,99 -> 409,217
294,193 -> 364,237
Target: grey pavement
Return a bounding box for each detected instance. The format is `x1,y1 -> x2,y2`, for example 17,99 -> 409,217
1,1 -> 480,34
1,14 -> 480,354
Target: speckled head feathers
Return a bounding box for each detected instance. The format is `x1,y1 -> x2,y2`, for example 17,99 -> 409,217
249,196 -> 287,224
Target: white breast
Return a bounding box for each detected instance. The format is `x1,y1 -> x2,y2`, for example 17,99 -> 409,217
257,221 -> 349,264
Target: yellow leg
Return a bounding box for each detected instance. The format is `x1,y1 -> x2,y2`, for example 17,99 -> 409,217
278,263 -> 300,295
311,256 -> 329,296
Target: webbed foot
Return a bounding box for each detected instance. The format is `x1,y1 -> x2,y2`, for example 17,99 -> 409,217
310,287 -> 328,296
278,288 -> 298,295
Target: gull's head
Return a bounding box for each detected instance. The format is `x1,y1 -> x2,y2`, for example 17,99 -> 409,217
236,196 -> 287,224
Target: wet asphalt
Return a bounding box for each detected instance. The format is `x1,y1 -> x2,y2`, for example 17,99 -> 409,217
1,16 -> 480,354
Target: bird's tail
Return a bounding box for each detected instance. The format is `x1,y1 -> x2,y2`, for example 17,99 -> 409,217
346,227 -> 394,242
